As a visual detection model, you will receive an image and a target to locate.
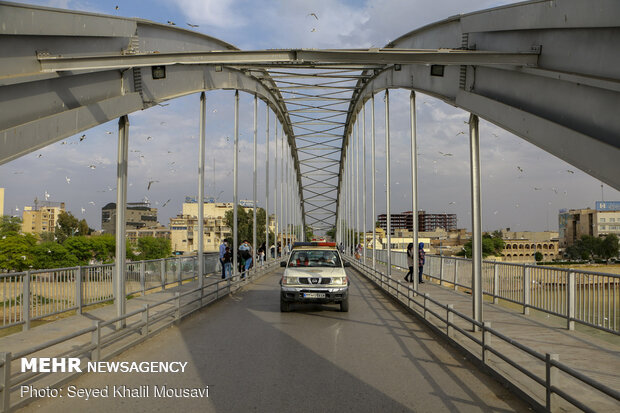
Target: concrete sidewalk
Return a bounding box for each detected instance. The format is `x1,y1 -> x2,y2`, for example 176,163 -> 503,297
353,257 -> 620,411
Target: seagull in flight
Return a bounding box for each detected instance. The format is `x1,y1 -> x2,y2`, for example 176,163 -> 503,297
65,176 -> 71,184
308,13 -> 319,20
187,23 -> 199,28
147,180 -> 159,191
566,169 -> 574,174
517,166 -> 524,173
80,134 -> 86,141
167,21 -> 176,25
162,199 -> 171,207
438,151 -> 453,156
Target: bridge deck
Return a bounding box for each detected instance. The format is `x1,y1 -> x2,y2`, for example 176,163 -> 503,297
13,268 -> 528,412
361,258 -> 620,411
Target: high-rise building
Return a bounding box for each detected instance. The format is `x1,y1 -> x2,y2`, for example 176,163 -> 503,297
0,187 -> 4,216
559,201 -> 620,248
377,210 -> 457,234
21,199 -> 65,235
101,202 -> 159,234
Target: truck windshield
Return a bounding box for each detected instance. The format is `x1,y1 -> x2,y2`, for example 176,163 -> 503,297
288,250 -> 342,268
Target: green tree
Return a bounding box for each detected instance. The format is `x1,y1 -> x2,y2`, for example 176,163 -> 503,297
224,206 -> 268,248
55,211 -> 79,243
39,231 -> 56,243
0,232 -> 37,271
600,234 -> 619,260
63,236 -> 93,264
31,242 -> 78,269
136,237 -> 172,260
77,219 -> 91,236
0,216 -> 22,235
90,234 -> 116,263
534,251 -> 543,262
305,225 -> 314,241
326,226 -> 336,241
459,233 -> 505,258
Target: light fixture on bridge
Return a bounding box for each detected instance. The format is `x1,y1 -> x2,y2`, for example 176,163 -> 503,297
430,64 -> 444,77
151,65 -> 166,79
214,65 -> 223,72
394,64 -> 401,71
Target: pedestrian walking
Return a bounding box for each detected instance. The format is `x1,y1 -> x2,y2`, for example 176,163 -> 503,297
418,242 -> 426,283
239,240 -> 253,274
219,240 -> 227,279
223,246 -> 232,278
405,242 -> 414,282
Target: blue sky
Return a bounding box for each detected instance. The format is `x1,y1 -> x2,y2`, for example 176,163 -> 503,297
2,0 -> 618,234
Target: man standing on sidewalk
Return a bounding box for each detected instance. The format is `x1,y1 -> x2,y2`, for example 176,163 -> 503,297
219,240 -> 227,279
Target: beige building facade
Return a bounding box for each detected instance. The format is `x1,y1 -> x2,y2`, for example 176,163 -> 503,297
101,202 -> 159,234
559,202 -> 620,248
170,202 -> 237,254
21,200 -> 65,235
126,227 -> 171,245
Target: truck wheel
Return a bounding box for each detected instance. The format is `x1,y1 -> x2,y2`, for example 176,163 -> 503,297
280,298 -> 290,312
340,297 -> 349,312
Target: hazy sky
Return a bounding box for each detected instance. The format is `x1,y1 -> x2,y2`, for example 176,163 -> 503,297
2,0 -> 618,234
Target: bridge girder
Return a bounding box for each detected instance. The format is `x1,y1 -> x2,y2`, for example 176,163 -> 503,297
336,0 -> 620,226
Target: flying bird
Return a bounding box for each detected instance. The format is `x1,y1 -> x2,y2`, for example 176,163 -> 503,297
534,187 -> 542,191
517,166 -> 524,173
115,5 -> 118,10
160,121 -> 166,126
448,201 -> 456,205
167,21 -> 176,25
89,164 -> 96,169
65,176 -> 71,184
81,207 -> 86,214
146,136 -> 152,140
566,169 -> 574,174
37,154 -> 43,158
308,13 -> 319,20
438,151 -> 453,156
89,201 -> 96,206
44,191 -> 50,200
455,131 -> 465,136
162,199 -> 171,207
311,28 -> 317,32
61,141 -> 67,145
147,180 -> 159,190
80,134 -> 86,141
158,103 -> 169,107
187,23 -> 199,28
105,131 -> 112,135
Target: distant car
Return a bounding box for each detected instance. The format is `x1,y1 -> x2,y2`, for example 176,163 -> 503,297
279,242 -> 350,312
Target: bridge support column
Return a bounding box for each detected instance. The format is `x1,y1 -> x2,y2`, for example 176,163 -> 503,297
198,92 -> 206,289
253,95 -> 257,271
410,91 -> 420,291
371,94 -> 376,271
233,90 -> 239,277
274,122 -> 278,258
265,106 -> 270,262
115,115 -> 129,328
469,113 -> 483,332
362,104 -> 367,264
385,90 -> 392,279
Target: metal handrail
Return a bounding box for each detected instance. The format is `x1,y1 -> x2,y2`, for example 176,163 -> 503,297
347,256 -> 620,412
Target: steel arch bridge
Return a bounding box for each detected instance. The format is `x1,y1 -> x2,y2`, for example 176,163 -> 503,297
1,0 -> 620,323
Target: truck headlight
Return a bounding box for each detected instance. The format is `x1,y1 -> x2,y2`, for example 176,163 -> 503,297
282,276 -> 297,285
331,277 -> 347,285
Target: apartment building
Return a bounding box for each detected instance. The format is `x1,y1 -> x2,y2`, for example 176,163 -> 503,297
101,202 -> 159,234
21,199 -> 65,235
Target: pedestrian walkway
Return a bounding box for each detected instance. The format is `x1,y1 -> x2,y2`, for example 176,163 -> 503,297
353,256 -> 620,412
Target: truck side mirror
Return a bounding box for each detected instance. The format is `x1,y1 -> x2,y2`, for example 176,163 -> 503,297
280,261 -> 287,267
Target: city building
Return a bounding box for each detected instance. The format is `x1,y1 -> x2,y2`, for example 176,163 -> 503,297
377,210 -> 457,234
499,229 -> 560,262
126,227 -> 171,245
21,199 -> 65,235
101,202 -> 159,234
559,201 -> 620,248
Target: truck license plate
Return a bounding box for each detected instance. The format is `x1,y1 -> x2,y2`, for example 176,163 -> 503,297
303,293 -> 325,298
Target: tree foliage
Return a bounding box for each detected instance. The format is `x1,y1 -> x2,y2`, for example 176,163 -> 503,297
224,206 -> 268,248
31,242 -> 78,269
0,216 -> 22,235
135,236 -> 172,260
566,234 -> 619,260
459,232 -> 505,258
0,232 -> 37,271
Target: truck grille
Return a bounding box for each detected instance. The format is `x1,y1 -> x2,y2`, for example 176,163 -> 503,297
299,277 -> 331,285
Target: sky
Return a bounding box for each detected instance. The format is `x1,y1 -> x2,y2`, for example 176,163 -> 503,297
2,0 -> 619,235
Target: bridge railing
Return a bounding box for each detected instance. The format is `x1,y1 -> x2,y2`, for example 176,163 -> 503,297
372,250 -> 619,334
0,253 -> 222,331
0,260 -> 278,413
348,256 -> 620,412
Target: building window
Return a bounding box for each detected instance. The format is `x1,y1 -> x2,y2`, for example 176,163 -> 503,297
600,218 -> 606,222
610,218 -> 616,222
601,226 -> 606,230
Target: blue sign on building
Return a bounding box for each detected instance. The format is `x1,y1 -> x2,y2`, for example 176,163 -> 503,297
595,201 -> 620,211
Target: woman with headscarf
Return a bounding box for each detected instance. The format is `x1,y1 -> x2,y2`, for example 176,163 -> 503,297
405,242 -> 414,282
418,242 -> 426,284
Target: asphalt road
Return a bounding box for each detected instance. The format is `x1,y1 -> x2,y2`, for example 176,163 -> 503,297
19,268 -> 530,413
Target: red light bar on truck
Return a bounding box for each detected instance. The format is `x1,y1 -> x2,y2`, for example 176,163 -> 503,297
292,242 -> 336,248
